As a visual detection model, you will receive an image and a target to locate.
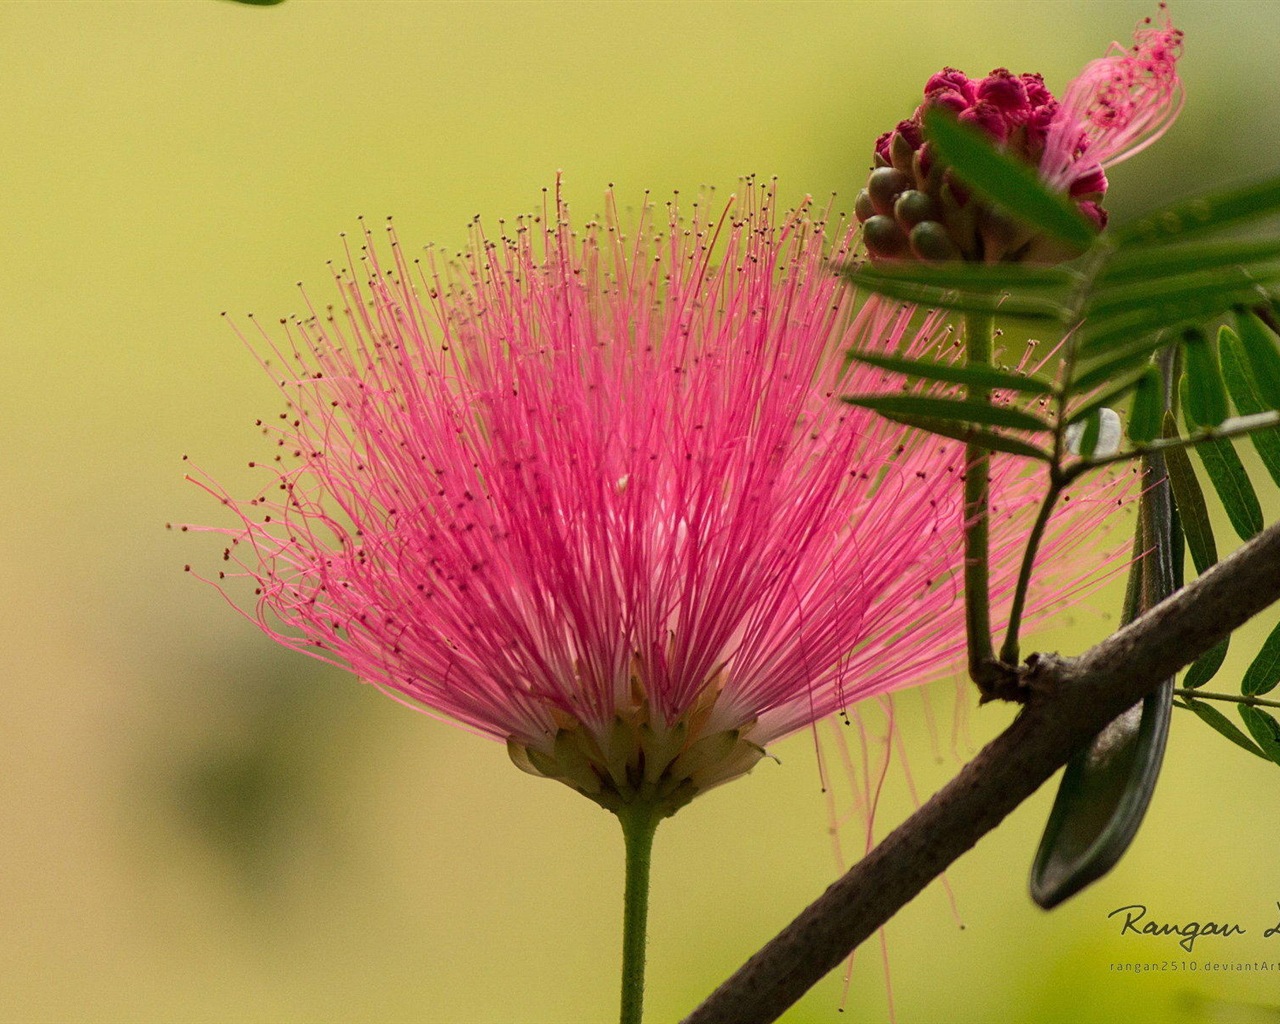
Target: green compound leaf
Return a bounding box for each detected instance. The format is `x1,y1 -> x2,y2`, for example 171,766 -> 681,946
1238,705 -> 1280,765
842,393 -> 1051,432
1243,621 -> 1280,697
1183,697 -> 1268,759
1113,175 -> 1280,248
1183,640 -> 1230,690
923,108 -> 1098,252
846,351 -> 1056,395
1219,326 -> 1280,488
1181,379 -> 1264,541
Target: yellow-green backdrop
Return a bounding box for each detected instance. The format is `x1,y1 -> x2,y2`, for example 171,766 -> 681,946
4,2 -> 1280,1022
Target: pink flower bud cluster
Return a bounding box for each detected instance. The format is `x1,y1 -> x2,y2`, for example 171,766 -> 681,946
878,66 -> 1066,185
860,6 -> 1182,263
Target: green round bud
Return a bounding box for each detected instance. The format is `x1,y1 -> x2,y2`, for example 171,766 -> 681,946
908,221 -> 959,262
863,215 -> 909,259
854,189 -> 875,223
893,190 -> 940,230
867,167 -> 911,217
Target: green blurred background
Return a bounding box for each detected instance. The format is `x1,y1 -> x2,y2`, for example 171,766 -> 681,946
4,1 -> 1280,1021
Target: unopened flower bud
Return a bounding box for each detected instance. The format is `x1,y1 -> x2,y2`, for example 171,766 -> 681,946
894,189 -> 940,230
863,215 -> 910,258
924,66 -> 976,103
890,130 -> 918,173
1069,165 -> 1108,198
854,189 -> 876,223
1021,71 -> 1052,106
976,67 -> 1029,113
867,167 -> 911,216
909,221 -> 960,262
959,101 -> 1010,143
913,142 -> 939,191
1077,200 -> 1108,231
979,204 -> 1035,262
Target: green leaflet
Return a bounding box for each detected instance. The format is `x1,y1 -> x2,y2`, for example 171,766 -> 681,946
1238,705 -> 1280,766
1127,367 -> 1164,445
923,108 -> 1098,252
1182,698 -> 1268,759
1242,620 -> 1280,697
1162,413 -> 1217,574
1079,289 -> 1268,359
845,259 -> 1074,292
842,393 -> 1051,432
1191,438 -> 1264,541
1072,336 -> 1172,394
1113,174 -> 1280,248
1098,237 -> 1280,285
1076,408 -> 1102,458
1218,326 -> 1280,488
1234,311 -> 1280,410
1067,366 -> 1148,426
1182,329 -> 1229,428
852,411 -> 1050,460
1183,640 -> 1229,690
1085,265 -> 1280,321
1181,379 -> 1264,541
842,266 -> 1068,320
846,351 -> 1056,395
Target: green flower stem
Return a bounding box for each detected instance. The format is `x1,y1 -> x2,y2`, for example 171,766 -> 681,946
998,479 -> 1064,665
618,803 -> 662,1024
1174,687 -> 1280,711
964,310 -> 997,686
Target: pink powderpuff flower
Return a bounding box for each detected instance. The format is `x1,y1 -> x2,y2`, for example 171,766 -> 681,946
186,180 -> 1127,819
1038,3 -> 1185,198
859,4 -> 1183,261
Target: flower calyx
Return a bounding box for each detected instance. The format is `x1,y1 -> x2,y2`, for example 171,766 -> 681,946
506,669 -> 767,819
